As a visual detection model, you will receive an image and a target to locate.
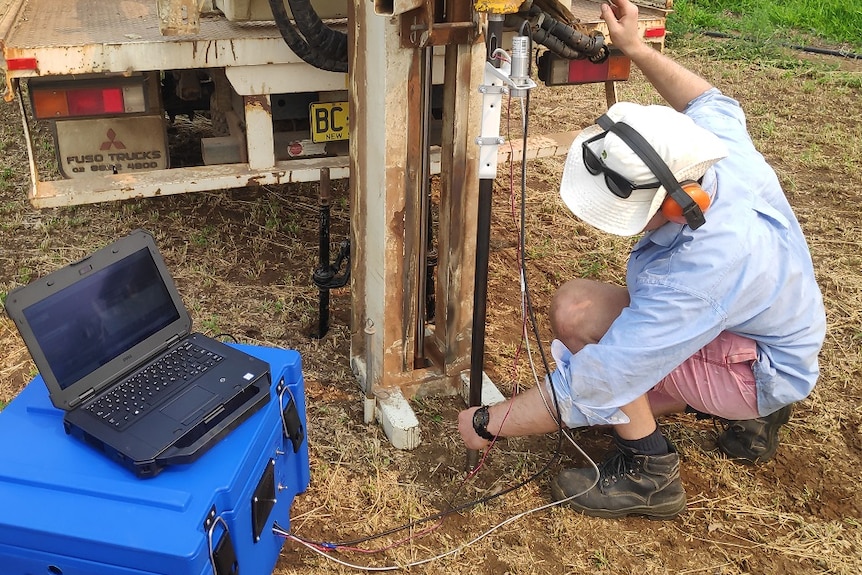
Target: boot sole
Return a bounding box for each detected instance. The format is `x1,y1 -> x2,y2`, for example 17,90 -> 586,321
550,479 -> 686,520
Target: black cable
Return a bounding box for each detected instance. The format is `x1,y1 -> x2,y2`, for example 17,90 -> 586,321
517,50 -> 564,429
279,46 -> 577,551
214,333 -> 239,343
701,30 -> 861,59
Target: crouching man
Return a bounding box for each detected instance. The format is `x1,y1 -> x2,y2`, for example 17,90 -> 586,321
458,0 -> 826,519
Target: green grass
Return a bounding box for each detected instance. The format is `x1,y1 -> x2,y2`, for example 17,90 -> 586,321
668,0 -> 862,53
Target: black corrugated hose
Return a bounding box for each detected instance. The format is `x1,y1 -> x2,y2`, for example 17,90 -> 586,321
286,0 -> 348,63
505,7 -> 608,63
268,0 -> 348,72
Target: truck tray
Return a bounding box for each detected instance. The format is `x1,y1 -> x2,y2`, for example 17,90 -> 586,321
0,344 -> 310,575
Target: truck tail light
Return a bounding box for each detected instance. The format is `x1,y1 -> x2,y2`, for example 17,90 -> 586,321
537,50 -> 631,87
29,78 -> 148,120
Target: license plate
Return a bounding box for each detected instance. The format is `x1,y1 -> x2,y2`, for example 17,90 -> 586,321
309,101 -> 349,144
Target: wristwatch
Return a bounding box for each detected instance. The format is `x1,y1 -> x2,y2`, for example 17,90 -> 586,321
471,405 -> 496,441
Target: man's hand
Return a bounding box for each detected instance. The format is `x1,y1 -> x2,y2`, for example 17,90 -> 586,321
458,406 -> 492,450
601,0 -> 713,110
600,0 -> 647,58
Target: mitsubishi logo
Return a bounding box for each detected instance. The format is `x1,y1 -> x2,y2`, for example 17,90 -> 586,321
100,129 -> 126,151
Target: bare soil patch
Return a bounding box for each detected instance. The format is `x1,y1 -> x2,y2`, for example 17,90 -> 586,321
1,38 -> 860,574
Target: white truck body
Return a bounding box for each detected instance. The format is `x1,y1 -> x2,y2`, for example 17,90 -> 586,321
0,0 -> 667,208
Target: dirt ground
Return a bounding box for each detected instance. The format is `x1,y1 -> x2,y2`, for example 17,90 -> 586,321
1,37 -> 861,574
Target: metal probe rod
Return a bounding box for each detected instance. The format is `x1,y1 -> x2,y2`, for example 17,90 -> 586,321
313,168 -> 332,339
467,13 -> 505,470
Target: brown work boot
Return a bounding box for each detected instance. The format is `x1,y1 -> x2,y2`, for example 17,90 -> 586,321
717,404 -> 793,465
550,440 -> 686,520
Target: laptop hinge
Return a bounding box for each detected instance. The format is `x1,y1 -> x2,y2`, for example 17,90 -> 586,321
70,387 -> 96,409
166,334 -> 182,347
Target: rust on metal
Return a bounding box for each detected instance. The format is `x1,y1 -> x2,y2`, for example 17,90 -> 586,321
244,93 -> 272,113
348,0 -> 371,380
156,0 -> 202,36
400,0 -> 477,49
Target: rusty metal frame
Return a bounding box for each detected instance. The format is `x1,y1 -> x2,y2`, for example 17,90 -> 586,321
399,0 -> 478,49
349,0 -> 484,411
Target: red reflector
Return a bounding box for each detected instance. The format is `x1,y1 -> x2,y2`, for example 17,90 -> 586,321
102,88 -> 125,113
6,57 -> 38,71
67,88 -> 124,116
644,27 -> 665,38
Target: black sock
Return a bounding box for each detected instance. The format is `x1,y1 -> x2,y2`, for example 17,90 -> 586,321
615,426 -> 669,456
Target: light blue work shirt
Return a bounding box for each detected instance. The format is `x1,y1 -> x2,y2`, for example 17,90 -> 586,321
549,88 -> 826,428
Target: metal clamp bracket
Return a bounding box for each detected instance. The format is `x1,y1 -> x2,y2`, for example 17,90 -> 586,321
475,136 -> 506,146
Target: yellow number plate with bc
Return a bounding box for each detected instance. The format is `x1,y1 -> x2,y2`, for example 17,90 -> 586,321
309,102 -> 349,144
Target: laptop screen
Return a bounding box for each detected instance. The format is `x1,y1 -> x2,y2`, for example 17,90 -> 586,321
21,247 -> 181,390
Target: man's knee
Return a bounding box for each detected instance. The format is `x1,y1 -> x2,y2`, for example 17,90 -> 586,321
551,279 -> 629,349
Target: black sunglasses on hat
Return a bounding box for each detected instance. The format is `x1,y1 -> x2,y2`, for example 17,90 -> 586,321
581,129 -> 661,199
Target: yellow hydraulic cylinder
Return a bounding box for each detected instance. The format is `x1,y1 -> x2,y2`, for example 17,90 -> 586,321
474,0 -> 523,14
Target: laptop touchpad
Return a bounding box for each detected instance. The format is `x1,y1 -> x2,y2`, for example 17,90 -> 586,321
160,386 -> 219,425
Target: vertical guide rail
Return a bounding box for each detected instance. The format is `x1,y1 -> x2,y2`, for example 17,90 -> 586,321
466,13 -> 505,470
413,45 -> 434,369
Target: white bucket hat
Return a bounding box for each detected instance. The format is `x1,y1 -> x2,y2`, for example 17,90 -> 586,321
559,102 -> 729,236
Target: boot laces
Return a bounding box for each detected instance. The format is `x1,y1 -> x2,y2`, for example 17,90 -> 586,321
598,449 -> 640,487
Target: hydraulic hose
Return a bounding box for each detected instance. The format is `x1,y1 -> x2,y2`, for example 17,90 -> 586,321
506,10 -> 608,62
535,10 -> 605,57
286,0 -> 348,63
267,0 -> 348,72
703,30 -> 861,60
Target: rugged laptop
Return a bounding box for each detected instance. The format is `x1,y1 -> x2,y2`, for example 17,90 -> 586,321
4,229 -> 271,478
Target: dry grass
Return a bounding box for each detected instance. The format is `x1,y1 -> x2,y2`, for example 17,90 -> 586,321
1,35 -> 861,574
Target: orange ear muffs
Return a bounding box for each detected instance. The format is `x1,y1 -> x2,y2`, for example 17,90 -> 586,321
661,180 -> 711,225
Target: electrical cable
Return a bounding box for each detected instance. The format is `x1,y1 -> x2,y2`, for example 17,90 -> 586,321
701,30 -> 861,60
214,333 -> 239,343
275,469 -> 597,572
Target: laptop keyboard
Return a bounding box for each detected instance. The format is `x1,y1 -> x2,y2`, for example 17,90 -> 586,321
86,341 -> 224,429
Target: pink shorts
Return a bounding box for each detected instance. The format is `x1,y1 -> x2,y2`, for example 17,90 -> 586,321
647,332 -> 760,420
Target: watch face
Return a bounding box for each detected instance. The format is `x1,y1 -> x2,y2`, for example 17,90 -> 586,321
473,406 -> 489,428
472,406 -> 494,440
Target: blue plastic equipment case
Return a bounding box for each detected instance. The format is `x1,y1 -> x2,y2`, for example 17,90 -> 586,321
0,345 -> 310,575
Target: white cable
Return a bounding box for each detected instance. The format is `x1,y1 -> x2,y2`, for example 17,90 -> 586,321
278,467 -> 598,573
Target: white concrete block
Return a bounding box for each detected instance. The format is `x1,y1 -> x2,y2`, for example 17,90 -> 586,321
460,371 -> 506,406
375,388 -> 421,450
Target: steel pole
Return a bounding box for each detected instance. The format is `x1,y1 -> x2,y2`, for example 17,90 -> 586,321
466,14 -> 504,469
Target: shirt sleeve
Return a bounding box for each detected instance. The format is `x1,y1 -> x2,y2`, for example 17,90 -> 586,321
683,88 -> 753,150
